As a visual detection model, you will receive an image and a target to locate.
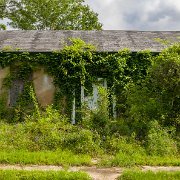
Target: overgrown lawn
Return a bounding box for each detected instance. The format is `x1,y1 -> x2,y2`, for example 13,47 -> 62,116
119,170 -> 180,180
0,150 -> 91,166
100,153 -> 180,167
0,170 -> 91,180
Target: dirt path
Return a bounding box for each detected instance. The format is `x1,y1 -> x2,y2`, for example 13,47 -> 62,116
70,166 -> 123,180
142,166 -> 180,172
0,164 -> 179,180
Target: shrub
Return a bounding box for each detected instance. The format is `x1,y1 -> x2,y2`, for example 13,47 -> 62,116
62,128 -> 102,155
145,121 -> 178,156
0,106 -> 102,155
125,43 -> 180,138
108,118 -> 131,136
102,137 -> 146,166
104,135 -> 145,155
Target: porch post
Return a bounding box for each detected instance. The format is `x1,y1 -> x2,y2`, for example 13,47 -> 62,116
113,95 -> 117,119
81,85 -> 85,104
71,90 -> 76,124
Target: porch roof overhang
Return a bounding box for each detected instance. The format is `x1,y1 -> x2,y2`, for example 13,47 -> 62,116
0,30 -> 179,53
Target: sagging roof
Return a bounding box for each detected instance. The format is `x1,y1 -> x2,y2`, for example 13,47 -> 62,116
0,30 -> 180,52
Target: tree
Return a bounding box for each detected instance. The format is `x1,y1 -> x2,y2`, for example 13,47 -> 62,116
1,0 -> 102,30
148,43 -> 180,125
0,0 -> 6,17
0,0 -> 7,30
126,43 -> 180,137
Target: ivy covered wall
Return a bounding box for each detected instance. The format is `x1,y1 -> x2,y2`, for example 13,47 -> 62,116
0,39 -> 154,120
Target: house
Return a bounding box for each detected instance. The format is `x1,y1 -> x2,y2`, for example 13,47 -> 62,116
0,30 -> 180,122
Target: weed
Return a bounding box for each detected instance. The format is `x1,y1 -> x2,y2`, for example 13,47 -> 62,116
119,170 -> 180,180
0,170 -> 91,180
0,150 -> 91,166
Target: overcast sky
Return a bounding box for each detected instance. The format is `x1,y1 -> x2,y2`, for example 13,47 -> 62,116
1,0 -> 180,30
85,0 -> 180,30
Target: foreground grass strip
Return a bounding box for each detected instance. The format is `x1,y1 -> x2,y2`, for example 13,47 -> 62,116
0,170 -> 91,180
118,170 -> 180,180
100,153 -> 180,167
0,150 -> 91,166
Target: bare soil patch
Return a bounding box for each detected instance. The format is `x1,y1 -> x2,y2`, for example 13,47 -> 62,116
142,166 -> 180,172
0,164 -> 179,180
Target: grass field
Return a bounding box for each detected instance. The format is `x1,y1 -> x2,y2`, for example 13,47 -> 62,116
118,170 -> 180,180
0,150 -> 92,166
100,153 -> 180,167
0,170 -> 91,180
0,150 -> 180,167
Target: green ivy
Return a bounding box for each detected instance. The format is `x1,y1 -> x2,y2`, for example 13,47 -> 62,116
0,38 -> 154,119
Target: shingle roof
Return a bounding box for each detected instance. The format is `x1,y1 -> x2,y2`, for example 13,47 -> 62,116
0,30 -> 179,52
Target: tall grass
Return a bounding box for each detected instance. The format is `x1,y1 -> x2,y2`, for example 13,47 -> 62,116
0,170 -> 91,180
101,153 -> 180,167
0,106 -> 102,156
0,150 -> 91,166
0,87 -> 179,167
119,170 -> 180,180
99,135 -> 179,167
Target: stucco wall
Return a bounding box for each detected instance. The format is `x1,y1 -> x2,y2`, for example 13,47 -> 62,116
0,67 -> 10,105
0,67 -> 9,94
33,68 -> 55,107
0,67 -> 55,107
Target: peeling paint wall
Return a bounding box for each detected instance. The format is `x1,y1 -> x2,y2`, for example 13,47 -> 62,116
0,67 -> 55,107
0,67 -> 10,105
33,68 -> 55,107
0,67 -> 9,94
0,67 -> 112,119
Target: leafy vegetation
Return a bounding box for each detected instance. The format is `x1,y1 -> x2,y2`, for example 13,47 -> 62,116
0,41 -> 179,167
0,150 -> 91,166
119,170 -> 180,180
0,0 -> 102,30
0,170 -> 91,180
101,153 -> 180,167
0,106 -> 102,156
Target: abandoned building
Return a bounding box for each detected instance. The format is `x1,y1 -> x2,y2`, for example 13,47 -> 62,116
0,30 -> 180,122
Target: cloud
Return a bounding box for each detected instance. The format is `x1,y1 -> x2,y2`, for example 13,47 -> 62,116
85,0 -> 180,30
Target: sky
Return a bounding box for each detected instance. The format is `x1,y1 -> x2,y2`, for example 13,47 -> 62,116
85,0 -> 180,30
1,0 -> 180,30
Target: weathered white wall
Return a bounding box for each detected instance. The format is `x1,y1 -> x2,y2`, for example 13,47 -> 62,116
33,68 -> 55,107
0,67 -> 55,107
0,67 -> 10,105
0,67 -> 116,120
0,67 -> 9,94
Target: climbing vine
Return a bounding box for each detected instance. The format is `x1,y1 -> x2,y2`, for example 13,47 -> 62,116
0,38 -> 154,119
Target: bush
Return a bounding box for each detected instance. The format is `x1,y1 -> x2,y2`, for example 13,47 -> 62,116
104,135 -> 145,155
102,137 -> 146,167
145,121 -> 178,156
0,106 -> 102,155
125,43 -> 180,138
62,129 -> 102,155
108,118 -> 131,136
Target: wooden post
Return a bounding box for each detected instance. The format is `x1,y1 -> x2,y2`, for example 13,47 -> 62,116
113,95 -> 117,119
81,85 -> 85,104
71,91 -> 76,124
